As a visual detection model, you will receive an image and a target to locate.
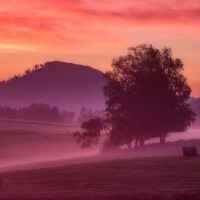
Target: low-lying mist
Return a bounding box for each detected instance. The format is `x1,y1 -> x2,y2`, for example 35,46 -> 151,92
0,126 -> 99,171
1,120 -> 200,173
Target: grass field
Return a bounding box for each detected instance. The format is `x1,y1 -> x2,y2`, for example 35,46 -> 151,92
0,120 -> 88,169
1,120 -> 200,200
0,155 -> 200,200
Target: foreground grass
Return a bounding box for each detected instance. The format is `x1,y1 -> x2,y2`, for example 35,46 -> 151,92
0,155 -> 200,200
0,121 -> 200,199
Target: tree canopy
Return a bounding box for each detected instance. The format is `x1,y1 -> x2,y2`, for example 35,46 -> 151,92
74,117 -> 104,148
75,44 -> 196,149
0,103 -> 75,123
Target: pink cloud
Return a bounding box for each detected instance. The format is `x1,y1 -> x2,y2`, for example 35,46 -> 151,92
0,0 -> 200,60
1,0 -> 199,38
0,0 -> 200,96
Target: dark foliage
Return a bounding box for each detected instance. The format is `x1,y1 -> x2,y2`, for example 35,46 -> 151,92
74,117 -> 104,148
75,44 -> 196,149
104,44 -> 195,147
0,103 -> 75,123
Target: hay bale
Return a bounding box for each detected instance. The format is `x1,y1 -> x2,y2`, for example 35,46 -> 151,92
182,146 -> 198,157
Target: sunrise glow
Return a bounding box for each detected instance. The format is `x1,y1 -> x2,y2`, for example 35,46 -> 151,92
0,0 -> 200,96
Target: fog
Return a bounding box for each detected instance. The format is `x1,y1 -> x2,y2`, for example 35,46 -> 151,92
0,128 -> 99,172
0,124 -> 200,173
0,145 -> 99,170
147,128 -> 200,144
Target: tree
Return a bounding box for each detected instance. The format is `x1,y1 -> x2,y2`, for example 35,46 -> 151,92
24,68 -> 31,76
104,44 -> 195,147
74,44 -> 195,149
74,117 -> 104,148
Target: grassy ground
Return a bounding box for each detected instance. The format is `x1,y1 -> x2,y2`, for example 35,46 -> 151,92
0,155 -> 200,200
1,121 -> 200,199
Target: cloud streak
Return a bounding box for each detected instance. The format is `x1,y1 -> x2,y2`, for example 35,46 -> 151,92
0,0 -> 200,96
0,0 -> 200,51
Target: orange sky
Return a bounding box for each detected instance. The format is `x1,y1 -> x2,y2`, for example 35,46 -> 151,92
0,0 -> 200,96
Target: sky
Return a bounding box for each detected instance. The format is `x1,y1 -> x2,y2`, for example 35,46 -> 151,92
0,0 -> 200,96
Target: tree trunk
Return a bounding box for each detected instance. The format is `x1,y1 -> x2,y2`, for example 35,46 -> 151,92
139,138 -> 145,146
160,135 -> 162,144
163,133 -> 166,143
127,142 -> 132,149
160,133 -> 166,144
134,138 -> 139,148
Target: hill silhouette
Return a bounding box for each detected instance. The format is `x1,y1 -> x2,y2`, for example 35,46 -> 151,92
0,61 -> 106,114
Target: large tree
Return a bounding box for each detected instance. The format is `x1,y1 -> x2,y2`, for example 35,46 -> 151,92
74,44 -> 196,149
104,44 -> 195,147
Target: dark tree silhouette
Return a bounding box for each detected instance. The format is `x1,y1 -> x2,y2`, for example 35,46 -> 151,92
104,44 -> 196,147
74,117 -> 104,148
0,103 -> 67,123
74,44 -> 196,149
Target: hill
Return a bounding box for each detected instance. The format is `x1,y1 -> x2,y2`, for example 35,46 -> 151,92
0,61 -> 106,114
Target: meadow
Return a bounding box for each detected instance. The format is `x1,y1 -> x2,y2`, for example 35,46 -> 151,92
0,120 -> 200,200
0,154 -> 200,200
0,120 -> 86,168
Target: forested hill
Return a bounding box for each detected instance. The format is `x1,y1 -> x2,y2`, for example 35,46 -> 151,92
0,61 -> 106,113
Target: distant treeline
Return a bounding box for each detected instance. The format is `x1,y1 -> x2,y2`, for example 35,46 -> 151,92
189,97 -> 200,126
0,103 -> 105,124
77,106 -> 105,124
0,103 -> 74,123
0,99 -> 198,124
